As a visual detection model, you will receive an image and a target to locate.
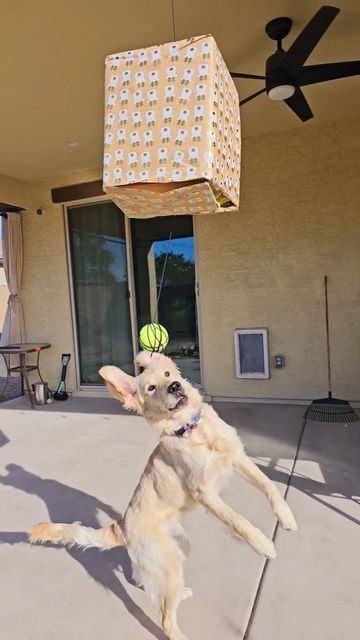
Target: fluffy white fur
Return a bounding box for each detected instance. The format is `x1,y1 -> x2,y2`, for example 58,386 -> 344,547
30,351 -> 297,640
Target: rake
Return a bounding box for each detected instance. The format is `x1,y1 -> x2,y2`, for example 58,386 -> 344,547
303,276 -> 359,424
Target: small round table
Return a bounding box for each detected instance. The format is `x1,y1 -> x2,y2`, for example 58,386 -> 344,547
0,343 -> 51,408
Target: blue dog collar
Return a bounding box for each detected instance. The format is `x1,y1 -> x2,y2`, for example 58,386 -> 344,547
174,407 -> 202,438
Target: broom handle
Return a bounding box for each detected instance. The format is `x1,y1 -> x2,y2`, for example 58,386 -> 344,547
324,275 -> 332,398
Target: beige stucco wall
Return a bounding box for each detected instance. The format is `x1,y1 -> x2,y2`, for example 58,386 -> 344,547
16,117 -> 360,401
196,117 -> 360,401
0,173 -> 29,210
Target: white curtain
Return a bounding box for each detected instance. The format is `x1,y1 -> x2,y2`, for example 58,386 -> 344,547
0,213 -> 26,346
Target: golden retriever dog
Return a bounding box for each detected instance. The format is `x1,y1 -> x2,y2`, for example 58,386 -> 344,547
30,351 -> 297,640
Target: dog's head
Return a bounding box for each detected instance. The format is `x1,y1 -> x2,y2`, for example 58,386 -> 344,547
99,351 -> 202,428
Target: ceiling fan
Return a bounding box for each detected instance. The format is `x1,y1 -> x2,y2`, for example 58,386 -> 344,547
230,5 -> 360,121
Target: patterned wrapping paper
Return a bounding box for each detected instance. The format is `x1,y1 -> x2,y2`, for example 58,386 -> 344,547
103,35 -> 241,218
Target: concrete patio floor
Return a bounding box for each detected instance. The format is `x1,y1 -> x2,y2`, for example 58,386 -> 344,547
0,396 -> 359,640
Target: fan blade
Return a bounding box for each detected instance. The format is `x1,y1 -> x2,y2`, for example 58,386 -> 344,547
240,87 -> 266,106
299,61 -> 360,86
284,87 -> 314,121
231,72 -> 265,80
281,6 -> 340,74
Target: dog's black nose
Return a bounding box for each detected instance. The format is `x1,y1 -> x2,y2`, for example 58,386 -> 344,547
167,381 -> 182,395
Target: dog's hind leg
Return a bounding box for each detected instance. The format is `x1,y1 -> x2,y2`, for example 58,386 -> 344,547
232,451 -> 297,531
129,532 -> 189,640
159,560 -> 189,640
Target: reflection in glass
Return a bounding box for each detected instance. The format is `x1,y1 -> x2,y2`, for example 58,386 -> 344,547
131,216 -> 201,384
68,202 -> 133,383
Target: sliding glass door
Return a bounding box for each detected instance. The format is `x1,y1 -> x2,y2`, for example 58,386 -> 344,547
68,201 -> 133,383
131,215 -> 201,385
67,203 -> 201,387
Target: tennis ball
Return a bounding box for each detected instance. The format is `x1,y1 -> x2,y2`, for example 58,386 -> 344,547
139,323 -> 169,353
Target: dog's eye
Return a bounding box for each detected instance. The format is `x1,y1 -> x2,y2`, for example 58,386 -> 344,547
164,371 -> 170,377
148,385 -> 156,392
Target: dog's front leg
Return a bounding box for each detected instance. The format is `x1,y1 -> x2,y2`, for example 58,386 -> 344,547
232,451 -> 297,531
196,489 -> 276,559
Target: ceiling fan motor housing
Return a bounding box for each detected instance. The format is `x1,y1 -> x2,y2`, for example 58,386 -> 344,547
265,50 -> 295,95
265,17 -> 292,42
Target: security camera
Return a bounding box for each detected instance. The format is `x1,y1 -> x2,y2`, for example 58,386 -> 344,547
36,208 -> 45,215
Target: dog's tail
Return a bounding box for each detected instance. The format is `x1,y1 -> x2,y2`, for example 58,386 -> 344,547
29,520 -> 125,550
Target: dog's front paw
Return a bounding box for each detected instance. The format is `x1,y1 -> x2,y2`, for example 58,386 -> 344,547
275,502 -> 298,531
249,529 -> 276,559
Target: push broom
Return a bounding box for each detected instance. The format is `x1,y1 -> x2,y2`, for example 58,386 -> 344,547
303,276 -> 359,424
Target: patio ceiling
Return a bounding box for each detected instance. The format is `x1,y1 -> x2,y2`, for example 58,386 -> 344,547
1,0 -> 359,180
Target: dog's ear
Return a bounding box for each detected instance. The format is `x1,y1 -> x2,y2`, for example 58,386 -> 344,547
99,366 -> 143,414
135,350 -> 176,371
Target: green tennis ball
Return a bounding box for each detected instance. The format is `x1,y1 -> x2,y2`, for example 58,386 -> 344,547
139,323 -> 169,353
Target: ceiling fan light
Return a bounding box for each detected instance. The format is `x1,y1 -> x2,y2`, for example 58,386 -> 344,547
268,84 -> 295,101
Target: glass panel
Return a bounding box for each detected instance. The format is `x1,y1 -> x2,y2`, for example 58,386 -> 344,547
131,216 -> 201,385
0,217 -> 8,334
238,333 -> 265,374
68,201 -> 133,383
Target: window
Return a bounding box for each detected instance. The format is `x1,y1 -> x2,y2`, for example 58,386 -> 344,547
234,329 -> 270,379
0,217 -> 8,336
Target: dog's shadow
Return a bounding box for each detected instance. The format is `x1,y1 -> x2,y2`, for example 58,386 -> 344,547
0,463 -> 166,640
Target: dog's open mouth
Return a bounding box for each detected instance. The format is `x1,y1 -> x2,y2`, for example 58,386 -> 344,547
170,395 -> 188,411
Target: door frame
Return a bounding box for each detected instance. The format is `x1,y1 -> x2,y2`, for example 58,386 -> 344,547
124,215 -> 140,374
193,215 -> 206,391
63,197 -> 203,390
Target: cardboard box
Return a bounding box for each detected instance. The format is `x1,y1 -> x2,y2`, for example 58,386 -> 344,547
103,35 -> 241,218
